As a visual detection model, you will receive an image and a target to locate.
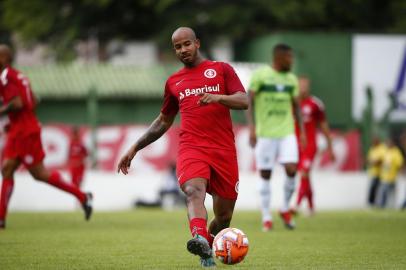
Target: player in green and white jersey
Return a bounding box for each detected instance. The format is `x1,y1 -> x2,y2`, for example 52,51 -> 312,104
247,44 -> 305,231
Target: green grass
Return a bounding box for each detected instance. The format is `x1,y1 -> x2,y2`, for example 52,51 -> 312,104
1,210 -> 406,269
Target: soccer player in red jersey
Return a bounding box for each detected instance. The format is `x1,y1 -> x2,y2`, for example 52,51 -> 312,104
0,45 -> 93,229
117,27 -> 248,267
68,126 -> 88,188
293,76 -> 335,215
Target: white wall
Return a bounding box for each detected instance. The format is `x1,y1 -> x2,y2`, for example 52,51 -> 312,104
7,168 -> 406,212
352,34 -> 406,121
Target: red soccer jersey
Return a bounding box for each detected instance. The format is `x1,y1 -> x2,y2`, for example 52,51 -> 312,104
161,60 -> 245,151
296,95 -> 326,150
0,66 -> 41,137
68,139 -> 87,168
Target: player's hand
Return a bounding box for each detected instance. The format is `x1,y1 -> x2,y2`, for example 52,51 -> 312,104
249,125 -> 256,148
197,93 -> 221,105
117,149 -> 137,175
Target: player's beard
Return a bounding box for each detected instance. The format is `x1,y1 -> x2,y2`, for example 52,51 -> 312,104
180,51 -> 197,66
280,65 -> 291,72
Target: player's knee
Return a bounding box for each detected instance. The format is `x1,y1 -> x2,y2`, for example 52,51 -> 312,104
30,170 -> 48,182
260,170 -> 271,179
183,184 -> 205,201
285,166 -> 297,177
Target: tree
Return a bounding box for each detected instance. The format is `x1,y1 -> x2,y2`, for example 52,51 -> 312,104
1,0 -> 405,61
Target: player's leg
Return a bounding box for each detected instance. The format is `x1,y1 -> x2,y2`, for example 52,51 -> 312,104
368,177 -> 380,206
294,152 -> 306,212
305,171 -> 314,214
294,171 -> 307,212
28,163 -> 93,220
377,183 -> 388,208
280,162 -> 297,228
279,134 -> 299,229
299,148 -> 317,214
181,177 -> 209,239
71,167 -> 83,188
209,194 -> 236,239
177,150 -> 214,264
255,138 -> 278,231
204,149 -> 239,267
24,132 -> 92,219
259,169 -> 273,231
0,158 -> 21,228
181,177 -> 214,265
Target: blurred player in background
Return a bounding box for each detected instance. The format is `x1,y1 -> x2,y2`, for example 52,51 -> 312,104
68,126 -> 88,188
0,45 -> 92,229
247,44 -> 305,231
292,76 -> 335,215
134,162 -> 185,210
117,27 -> 247,267
376,137 -> 404,208
366,135 -> 386,207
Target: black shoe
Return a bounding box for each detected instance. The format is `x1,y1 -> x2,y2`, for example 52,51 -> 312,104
187,234 -> 212,259
82,193 -> 93,221
0,219 -> 5,229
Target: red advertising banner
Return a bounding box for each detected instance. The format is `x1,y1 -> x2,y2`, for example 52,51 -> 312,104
31,124 -> 362,172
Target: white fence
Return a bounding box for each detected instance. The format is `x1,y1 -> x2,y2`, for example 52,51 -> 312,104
8,167 -> 406,212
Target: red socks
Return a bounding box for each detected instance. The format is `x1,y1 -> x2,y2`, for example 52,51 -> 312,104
189,218 -> 209,242
0,179 -> 14,220
48,171 -> 86,203
297,175 -> 313,210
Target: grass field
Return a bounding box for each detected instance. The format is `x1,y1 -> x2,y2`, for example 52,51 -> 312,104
1,210 -> 406,269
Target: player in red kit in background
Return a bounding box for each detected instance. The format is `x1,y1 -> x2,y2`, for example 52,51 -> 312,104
293,76 -> 335,215
0,45 -> 93,229
118,27 -> 248,268
68,126 -> 88,188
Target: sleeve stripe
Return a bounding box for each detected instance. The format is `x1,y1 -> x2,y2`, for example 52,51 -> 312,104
0,68 -> 8,85
312,96 -> 325,110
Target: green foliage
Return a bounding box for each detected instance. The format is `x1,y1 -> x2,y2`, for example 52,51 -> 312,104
1,210 -> 406,269
0,0 -> 405,60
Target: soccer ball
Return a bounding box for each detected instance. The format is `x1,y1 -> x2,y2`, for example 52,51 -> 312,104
212,228 -> 249,265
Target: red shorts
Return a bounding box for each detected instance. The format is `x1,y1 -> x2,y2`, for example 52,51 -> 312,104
298,145 -> 317,172
3,132 -> 45,168
177,147 -> 239,200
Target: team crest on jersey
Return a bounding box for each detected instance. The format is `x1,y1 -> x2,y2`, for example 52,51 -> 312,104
204,69 -> 216,78
303,105 -> 311,114
24,155 -> 33,165
276,84 -> 285,92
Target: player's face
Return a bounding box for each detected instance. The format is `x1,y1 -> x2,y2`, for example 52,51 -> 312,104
279,51 -> 293,72
299,78 -> 310,98
0,53 -> 6,70
173,37 -> 200,66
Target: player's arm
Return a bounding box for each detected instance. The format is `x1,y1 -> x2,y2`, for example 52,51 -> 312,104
319,120 -> 335,161
293,96 -> 306,147
198,91 -> 248,110
117,112 -> 175,175
246,90 -> 256,148
0,95 -> 23,116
